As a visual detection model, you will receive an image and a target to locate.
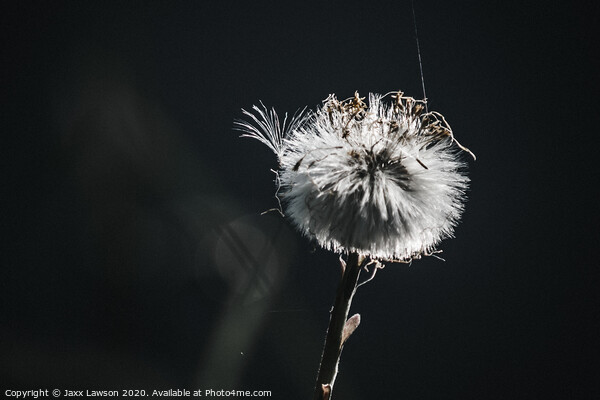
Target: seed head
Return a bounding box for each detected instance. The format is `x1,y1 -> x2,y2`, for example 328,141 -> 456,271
236,91 -> 473,261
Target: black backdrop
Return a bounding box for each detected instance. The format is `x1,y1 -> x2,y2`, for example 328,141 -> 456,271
2,1 -> 598,399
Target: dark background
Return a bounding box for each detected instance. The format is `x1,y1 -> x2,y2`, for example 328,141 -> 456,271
2,1 -> 598,399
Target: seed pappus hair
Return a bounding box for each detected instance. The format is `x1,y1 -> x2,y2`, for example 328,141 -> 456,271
235,91 -> 474,262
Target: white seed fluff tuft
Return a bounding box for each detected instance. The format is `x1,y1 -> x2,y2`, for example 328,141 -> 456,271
235,91 -> 473,261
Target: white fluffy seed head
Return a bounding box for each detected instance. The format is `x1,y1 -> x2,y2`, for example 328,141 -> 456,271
235,91 -> 472,261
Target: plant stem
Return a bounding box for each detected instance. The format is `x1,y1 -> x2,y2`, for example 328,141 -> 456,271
313,252 -> 365,400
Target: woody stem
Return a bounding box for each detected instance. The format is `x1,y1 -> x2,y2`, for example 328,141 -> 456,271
313,252 -> 365,400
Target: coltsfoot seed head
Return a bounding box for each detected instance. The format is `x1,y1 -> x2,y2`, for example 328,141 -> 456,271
236,91 -> 473,261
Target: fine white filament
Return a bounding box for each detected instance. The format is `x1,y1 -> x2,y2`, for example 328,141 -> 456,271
235,92 -> 472,261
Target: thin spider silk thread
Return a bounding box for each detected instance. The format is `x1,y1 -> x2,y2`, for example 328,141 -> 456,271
411,0 -> 428,113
